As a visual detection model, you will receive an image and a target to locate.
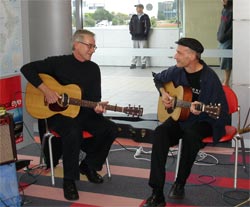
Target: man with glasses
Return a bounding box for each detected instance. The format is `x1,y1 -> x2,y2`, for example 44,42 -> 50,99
21,29 -> 118,201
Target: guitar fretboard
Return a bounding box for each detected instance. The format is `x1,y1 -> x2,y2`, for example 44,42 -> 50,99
176,99 -> 203,111
176,99 -> 191,108
69,98 -> 125,113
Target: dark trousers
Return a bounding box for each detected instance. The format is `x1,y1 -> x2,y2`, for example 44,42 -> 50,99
41,111 -> 117,181
148,118 -> 212,194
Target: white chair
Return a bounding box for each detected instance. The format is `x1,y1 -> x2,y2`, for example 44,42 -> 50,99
40,119 -> 111,186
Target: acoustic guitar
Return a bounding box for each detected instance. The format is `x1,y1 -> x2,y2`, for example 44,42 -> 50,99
25,74 -> 143,119
157,82 -> 221,122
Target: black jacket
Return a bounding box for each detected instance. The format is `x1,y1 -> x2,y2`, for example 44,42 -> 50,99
217,7 -> 233,44
129,13 -> 151,40
153,60 -> 229,144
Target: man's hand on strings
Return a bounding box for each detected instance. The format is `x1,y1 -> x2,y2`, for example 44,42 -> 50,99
161,90 -> 173,109
38,83 -> 61,104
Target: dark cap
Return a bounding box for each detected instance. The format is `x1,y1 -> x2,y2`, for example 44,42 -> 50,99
175,37 -> 204,54
135,4 -> 144,9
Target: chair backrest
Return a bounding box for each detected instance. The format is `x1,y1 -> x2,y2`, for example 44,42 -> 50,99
223,85 -> 238,114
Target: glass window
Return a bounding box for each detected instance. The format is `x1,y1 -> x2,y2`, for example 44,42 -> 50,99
72,0 -> 182,29
71,0 -> 229,67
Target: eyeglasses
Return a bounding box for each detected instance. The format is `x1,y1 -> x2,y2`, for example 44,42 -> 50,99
78,41 -> 97,50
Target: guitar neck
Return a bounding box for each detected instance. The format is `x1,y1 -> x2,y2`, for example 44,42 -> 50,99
157,82 -> 221,122
176,99 -> 203,111
176,99 -> 191,109
69,98 -> 125,113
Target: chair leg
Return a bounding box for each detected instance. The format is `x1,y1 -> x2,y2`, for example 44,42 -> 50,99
175,139 -> 182,180
46,132 -> 112,185
40,132 -> 50,165
233,134 -> 248,189
48,134 -> 56,186
105,158 -> 111,179
233,137 -> 239,189
29,132 -> 49,170
239,136 -> 247,171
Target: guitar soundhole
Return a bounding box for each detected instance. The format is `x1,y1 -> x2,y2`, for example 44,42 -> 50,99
167,108 -> 174,114
49,103 -> 68,112
59,93 -> 69,107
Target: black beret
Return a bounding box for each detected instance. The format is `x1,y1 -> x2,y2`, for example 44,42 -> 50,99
175,37 -> 204,54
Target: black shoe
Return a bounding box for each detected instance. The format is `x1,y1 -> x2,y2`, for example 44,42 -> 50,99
79,161 -> 104,184
143,194 -> 166,207
168,183 -> 185,199
63,180 -> 79,201
141,64 -> 146,69
130,64 -> 136,69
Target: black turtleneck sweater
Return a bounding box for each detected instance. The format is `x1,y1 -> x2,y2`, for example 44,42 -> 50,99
20,54 -> 101,103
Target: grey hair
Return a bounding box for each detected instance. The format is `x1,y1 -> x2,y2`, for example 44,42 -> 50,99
72,29 -> 95,50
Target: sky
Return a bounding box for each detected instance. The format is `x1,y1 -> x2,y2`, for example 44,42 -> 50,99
104,0 -> 140,14
90,0 -> 141,14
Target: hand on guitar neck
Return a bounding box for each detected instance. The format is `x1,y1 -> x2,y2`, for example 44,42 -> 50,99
42,86 -> 110,115
161,90 -> 202,115
158,82 -> 221,122
94,101 -> 109,114
161,88 -> 201,116
190,101 -> 203,116
26,74 -> 144,119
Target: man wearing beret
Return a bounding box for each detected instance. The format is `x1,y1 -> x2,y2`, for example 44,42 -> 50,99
143,37 -> 229,206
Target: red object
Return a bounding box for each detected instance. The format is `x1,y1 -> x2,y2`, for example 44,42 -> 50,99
48,130 -> 93,139
175,85 -> 246,189
0,75 -> 22,110
0,75 -> 23,144
203,85 -> 238,143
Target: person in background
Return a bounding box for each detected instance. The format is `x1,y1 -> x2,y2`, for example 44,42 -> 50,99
143,37 -> 229,207
20,29 -> 118,201
217,0 -> 233,86
129,4 -> 151,69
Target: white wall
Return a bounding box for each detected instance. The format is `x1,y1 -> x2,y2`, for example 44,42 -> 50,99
232,0 -> 250,148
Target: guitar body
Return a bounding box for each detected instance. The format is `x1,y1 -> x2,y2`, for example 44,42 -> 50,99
25,74 -> 81,119
157,82 -> 192,122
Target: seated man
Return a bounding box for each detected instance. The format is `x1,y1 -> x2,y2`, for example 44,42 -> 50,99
21,29 -> 118,201
143,37 -> 228,207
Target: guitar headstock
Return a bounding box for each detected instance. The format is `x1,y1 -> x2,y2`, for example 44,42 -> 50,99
124,105 -> 143,117
204,103 -> 221,119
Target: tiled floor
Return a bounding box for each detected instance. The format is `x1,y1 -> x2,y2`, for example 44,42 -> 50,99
100,66 -> 224,116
